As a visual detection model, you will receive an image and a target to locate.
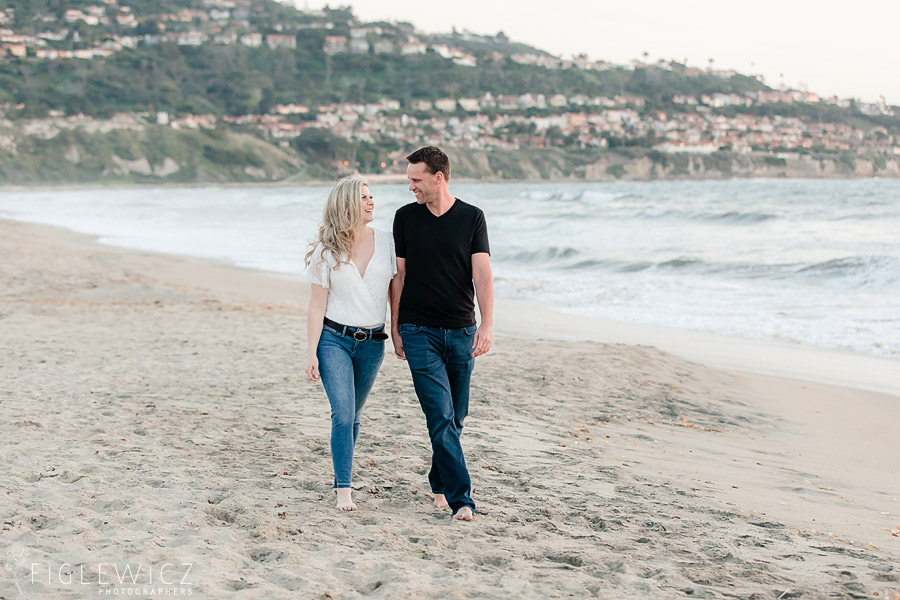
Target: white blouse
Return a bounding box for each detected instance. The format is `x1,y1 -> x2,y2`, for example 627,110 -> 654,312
305,228 -> 397,327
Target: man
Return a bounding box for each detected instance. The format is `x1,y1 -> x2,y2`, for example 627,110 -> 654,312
390,146 -> 493,522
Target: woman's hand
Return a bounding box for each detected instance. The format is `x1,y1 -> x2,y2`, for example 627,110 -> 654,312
305,356 -> 320,381
306,284 -> 328,381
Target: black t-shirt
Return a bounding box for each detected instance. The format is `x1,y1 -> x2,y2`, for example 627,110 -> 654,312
393,198 -> 490,328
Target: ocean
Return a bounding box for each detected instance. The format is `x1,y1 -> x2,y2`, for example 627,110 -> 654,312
2,178 -> 898,358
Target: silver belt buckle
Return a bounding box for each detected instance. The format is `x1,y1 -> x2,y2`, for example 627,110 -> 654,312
353,329 -> 368,342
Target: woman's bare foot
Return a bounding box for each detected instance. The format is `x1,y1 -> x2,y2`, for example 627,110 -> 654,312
453,506 -> 474,521
336,488 -> 357,511
433,494 -> 450,509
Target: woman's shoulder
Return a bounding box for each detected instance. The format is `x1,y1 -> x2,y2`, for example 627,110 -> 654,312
372,228 -> 395,261
310,242 -> 339,265
373,228 -> 394,243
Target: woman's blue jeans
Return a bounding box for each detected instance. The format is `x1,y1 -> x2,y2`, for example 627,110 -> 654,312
316,325 -> 385,488
399,323 -> 476,515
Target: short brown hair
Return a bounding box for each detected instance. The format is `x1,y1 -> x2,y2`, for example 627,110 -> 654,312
406,146 -> 450,180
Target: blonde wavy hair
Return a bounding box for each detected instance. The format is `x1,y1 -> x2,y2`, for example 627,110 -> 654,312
305,173 -> 369,271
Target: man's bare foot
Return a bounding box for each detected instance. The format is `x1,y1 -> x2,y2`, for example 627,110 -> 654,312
336,488 -> 357,511
453,506 -> 474,521
433,494 -> 450,509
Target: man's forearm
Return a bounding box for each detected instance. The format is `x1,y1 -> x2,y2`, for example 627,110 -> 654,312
474,275 -> 494,327
389,274 -> 404,330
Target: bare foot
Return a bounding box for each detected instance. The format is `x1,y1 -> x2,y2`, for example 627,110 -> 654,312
433,494 -> 450,509
453,506 -> 474,521
336,488 -> 357,511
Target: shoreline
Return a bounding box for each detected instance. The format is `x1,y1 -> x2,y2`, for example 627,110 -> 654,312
3,172 -> 900,193
494,298 -> 900,398
1,214 -> 896,397
2,216 -> 899,596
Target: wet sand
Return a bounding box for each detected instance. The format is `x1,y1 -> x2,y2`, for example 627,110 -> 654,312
1,218 -> 898,599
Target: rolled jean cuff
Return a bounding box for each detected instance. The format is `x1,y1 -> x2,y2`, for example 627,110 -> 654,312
334,482 -> 351,489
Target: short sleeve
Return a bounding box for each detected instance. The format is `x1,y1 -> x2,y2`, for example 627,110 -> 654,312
392,209 -> 406,259
305,243 -> 331,288
471,210 -> 490,255
388,233 -> 397,276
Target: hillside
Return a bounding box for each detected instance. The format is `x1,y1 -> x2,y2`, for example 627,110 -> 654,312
0,118 -> 306,184
1,0 -> 898,185
0,1 -> 771,118
2,114 -> 897,186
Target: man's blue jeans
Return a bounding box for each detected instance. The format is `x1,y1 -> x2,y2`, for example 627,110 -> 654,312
317,325 -> 385,488
399,323 -> 476,514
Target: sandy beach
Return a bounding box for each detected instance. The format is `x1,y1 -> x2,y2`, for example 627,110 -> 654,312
1,217 -> 898,599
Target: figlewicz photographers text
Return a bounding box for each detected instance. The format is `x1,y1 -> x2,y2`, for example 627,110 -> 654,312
28,561 -> 193,595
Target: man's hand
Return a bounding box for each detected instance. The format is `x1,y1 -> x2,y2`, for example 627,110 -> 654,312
389,260 -> 406,360
472,325 -> 492,357
392,327 -> 406,360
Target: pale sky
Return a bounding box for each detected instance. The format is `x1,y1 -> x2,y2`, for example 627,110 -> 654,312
299,1 -> 899,105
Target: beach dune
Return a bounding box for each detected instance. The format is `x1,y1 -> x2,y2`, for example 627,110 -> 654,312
1,218 -> 898,599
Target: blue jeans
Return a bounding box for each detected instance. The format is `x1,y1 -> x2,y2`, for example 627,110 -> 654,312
399,323 -> 477,514
317,325 -> 385,488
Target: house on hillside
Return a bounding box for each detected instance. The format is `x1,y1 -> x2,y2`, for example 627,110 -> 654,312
349,37 -> 369,54
240,33 -> 262,48
266,34 -> 296,50
323,35 -> 347,55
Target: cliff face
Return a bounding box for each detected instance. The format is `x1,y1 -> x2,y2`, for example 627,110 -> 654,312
453,148 -> 900,182
0,121 -> 306,185
1,120 -> 898,186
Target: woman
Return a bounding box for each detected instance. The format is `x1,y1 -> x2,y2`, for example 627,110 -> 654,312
305,174 -> 396,511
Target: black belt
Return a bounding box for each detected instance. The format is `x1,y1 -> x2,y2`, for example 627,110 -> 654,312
323,317 -> 388,341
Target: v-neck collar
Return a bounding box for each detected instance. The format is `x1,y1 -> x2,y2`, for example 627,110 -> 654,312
350,228 -> 376,279
424,197 -> 459,218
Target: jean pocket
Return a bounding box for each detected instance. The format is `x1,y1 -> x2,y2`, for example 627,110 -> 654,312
463,325 -> 477,336
399,323 -> 423,333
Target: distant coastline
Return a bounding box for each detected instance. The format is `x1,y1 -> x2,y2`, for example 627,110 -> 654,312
3,2 -> 898,191
2,144 -> 898,189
